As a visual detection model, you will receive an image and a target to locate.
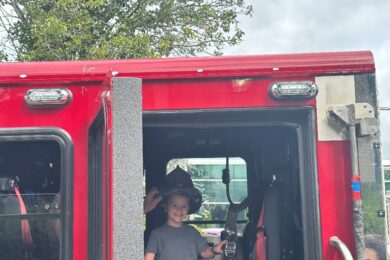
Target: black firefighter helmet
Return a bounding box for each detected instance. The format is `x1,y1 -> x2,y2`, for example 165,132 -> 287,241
162,166 -> 202,214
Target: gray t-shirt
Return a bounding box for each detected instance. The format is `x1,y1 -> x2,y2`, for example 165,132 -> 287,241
146,224 -> 209,260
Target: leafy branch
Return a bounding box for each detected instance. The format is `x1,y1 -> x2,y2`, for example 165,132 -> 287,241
0,0 -> 252,61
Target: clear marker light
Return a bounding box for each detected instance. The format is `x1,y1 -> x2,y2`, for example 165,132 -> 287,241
268,81 -> 318,100
25,88 -> 73,106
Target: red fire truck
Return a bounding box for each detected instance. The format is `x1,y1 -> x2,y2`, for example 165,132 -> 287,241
0,51 -> 386,259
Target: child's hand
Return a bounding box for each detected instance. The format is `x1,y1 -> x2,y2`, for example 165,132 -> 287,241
213,240 -> 228,255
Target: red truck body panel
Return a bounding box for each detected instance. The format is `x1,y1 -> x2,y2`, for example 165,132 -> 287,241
0,51 -> 378,260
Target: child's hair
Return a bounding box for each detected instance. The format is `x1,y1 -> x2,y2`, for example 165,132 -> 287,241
164,192 -> 190,207
364,234 -> 387,260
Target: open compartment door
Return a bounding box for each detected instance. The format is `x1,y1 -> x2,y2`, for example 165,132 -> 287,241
110,78 -> 143,259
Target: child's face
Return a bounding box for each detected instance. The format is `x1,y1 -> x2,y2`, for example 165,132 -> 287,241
166,194 -> 190,226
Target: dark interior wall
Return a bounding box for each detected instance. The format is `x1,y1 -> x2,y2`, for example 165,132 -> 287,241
142,109 -> 301,231
142,108 -> 303,190
0,141 -> 61,193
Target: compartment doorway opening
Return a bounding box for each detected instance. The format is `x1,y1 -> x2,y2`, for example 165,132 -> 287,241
143,108 -> 320,260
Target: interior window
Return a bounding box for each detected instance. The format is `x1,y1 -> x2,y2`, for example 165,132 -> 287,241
167,157 -> 248,235
0,140 -> 61,260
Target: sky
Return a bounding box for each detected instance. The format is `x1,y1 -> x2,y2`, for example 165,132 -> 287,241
224,0 -> 390,159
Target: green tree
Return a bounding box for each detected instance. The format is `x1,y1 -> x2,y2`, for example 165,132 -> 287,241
0,0 -> 252,61
0,49 -> 7,61
362,182 -> 385,235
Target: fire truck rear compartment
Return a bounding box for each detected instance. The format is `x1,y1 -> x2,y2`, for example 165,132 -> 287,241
143,108 -> 318,259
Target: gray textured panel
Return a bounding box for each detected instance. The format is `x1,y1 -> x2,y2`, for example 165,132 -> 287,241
112,78 -> 143,259
358,136 -> 377,183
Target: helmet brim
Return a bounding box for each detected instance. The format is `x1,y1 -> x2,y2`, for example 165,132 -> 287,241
163,187 -> 202,214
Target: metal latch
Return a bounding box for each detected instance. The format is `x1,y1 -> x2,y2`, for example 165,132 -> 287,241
224,241 -> 237,258
327,103 -> 379,136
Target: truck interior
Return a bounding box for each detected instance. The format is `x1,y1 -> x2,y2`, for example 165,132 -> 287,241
0,139 -> 61,260
143,108 -> 320,259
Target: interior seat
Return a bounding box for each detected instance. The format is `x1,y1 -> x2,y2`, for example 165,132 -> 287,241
0,177 -> 33,259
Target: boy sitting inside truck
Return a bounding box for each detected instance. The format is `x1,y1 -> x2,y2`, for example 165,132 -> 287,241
144,166 -> 227,260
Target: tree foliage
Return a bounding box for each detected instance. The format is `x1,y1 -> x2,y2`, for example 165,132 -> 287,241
362,182 -> 385,235
0,0 -> 252,61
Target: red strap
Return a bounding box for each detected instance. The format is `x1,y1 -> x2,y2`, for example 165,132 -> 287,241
255,198 -> 266,260
13,186 -> 33,250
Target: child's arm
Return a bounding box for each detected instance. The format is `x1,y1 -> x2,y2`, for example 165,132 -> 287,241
144,253 -> 155,260
201,240 -> 228,258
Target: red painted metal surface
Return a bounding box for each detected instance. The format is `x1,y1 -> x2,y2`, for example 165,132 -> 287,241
0,51 -> 374,85
0,85 -> 103,260
142,77 -> 316,110
317,141 -> 354,259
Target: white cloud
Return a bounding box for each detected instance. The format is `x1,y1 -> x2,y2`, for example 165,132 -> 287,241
225,0 -> 390,158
